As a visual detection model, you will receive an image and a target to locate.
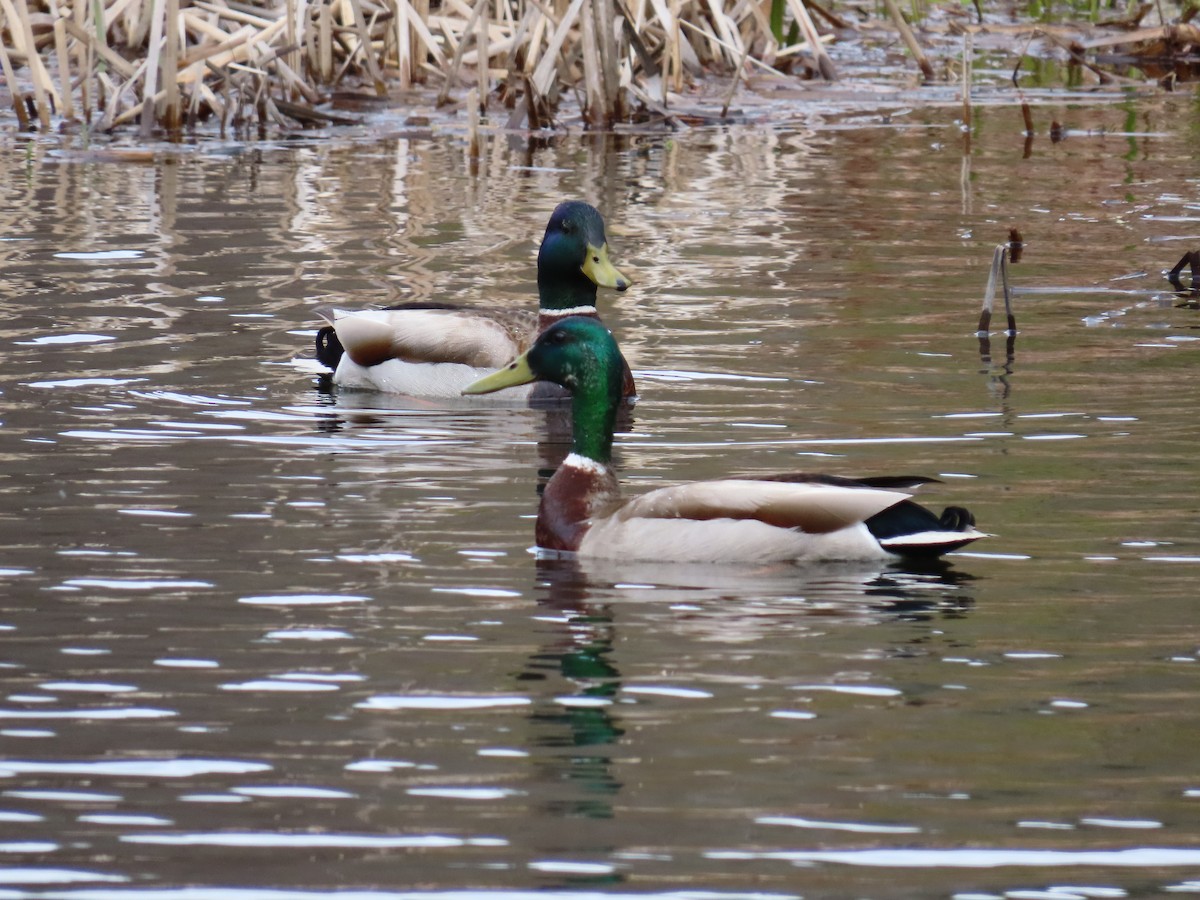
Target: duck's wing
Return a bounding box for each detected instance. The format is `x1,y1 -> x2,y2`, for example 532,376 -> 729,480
609,479 -> 910,535
752,473 -> 942,491
316,304 -> 535,369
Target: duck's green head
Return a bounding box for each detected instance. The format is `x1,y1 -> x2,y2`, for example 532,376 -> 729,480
464,316 -> 625,400
538,201 -> 631,307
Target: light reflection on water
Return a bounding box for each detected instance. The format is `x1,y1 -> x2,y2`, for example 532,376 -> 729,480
2,96 -> 1200,899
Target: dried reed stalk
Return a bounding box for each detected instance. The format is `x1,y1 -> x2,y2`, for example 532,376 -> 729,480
0,0 -> 863,135
881,0 -> 933,81
8,0 -> 57,125
140,0 -> 165,134
436,0 -> 487,104
53,15 -> 76,120
960,30 -> 971,129
0,31 -> 32,128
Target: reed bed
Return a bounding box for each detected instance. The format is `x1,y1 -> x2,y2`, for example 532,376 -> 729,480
0,0 -> 838,133
0,0 -> 1197,135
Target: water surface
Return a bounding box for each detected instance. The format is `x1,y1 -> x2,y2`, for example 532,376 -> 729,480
2,94 -> 1200,899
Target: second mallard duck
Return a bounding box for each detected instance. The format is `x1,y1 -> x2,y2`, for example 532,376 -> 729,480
315,201 -> 635,399
465,317 -> 989,563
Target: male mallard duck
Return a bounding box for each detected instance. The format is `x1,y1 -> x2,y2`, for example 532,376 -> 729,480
314,201 -> 636,399
465,317 -> 988,563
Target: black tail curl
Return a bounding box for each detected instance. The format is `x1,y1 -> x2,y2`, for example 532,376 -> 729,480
315,326 -> 344,369
938,506 -> 976,531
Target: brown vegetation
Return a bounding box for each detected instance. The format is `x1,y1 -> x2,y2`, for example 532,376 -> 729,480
0,0 -> 1197,136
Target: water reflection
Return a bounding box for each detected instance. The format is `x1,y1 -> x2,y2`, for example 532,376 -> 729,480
519,584 -> 623,822
539,555 -> 976,616
8,98 -> 1200,897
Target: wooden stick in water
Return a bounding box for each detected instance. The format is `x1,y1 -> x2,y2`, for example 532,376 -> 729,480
437,0 -> 487,104
11,0 -> 57,126
476,0 -> 487,109
960,30 -> 972,130
163,0 -> 181,129
784,0 -> 836,80
881,0 -> 932,82
140,0 -> 165,134
53,16 -> 76,120
0,32 -> 32,129
978,243 -> 1016,335
580,0 -> 604,121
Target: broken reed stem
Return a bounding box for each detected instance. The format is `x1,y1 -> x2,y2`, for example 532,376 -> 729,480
978,243 -> 1016,335
53,14 -> 76,120
477,0 -> 488,110
677,18 -> 791,79
12,0 -> 56,126
881,0 -> 934,82
0,0 -> 964,134
960,30 -> 972,130
596,0 -> 621,118
466,84 -> 479,156
394,0 -> 412,87
437,0 -> 487,105
163,0 -> 180,128
140,0 -> 165,136
720,38 -> 749,118
0,32 -> 32,129
580,0 -> 604,121
783,0 -> 836,79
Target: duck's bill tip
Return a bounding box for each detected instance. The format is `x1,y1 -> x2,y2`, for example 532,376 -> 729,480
582,243 -> 631,291
463,354 -> 537,395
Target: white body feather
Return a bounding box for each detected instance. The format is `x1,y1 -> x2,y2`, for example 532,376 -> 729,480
322,307 -> 534,398
578,516 -> 896,563
333,356 -> 533,399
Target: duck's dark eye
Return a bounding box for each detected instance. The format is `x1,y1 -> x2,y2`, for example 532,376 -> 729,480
592,255 -> 600,263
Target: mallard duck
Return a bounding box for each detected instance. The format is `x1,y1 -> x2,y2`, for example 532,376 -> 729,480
314,201 -> 636,399
465,317 -> 988,563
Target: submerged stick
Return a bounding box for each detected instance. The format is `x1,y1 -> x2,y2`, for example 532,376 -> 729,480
978,243 -> 1016,335
1167,250 -> 1199,293
978,242 -> 1017,367
960,31 -> 972,130
466,85 -> 479,157
719,39 -> 749,118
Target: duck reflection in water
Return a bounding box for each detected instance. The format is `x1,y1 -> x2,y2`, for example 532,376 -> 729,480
518,556 -> 976,827
521,559 -> 625,822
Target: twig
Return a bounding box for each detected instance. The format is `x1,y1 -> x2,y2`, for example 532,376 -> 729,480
978,243 -> 1016,336
0,31 -> 32,129
436,0 -> 487,104
880,0 -> 933,81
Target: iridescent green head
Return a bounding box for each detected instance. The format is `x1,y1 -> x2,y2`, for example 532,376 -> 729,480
537,201 -> 631,310
465,316 -> 624,397
464,316 -> 626,461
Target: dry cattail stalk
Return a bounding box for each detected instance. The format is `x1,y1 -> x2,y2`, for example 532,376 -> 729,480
0,0 -> 869,135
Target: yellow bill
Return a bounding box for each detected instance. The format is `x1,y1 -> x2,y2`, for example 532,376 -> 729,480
463,353 -> 537,395
581,242 -> 631,292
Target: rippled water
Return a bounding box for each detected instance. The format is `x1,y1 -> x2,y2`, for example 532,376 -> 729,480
2,93 -> 1200,899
